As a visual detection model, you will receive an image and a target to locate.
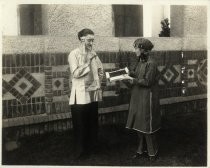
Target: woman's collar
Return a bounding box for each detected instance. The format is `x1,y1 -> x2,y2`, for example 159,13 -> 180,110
139,56 -> 149,62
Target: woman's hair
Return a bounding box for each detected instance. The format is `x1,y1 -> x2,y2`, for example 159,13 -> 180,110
78,28 -> 94,41
133,38 -> 154,51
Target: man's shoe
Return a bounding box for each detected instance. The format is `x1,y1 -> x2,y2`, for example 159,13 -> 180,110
149,154 -> 158,161
74,150 -> 89,160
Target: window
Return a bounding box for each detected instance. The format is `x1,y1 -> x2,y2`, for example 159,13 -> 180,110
113,5 -> 143,37
19,5 -> 42,35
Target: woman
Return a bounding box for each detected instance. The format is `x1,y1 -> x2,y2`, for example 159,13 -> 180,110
124,38 -> 161,160
68,28 -> 103,159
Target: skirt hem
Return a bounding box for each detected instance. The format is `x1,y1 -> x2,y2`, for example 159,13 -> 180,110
125,127 -> 161,134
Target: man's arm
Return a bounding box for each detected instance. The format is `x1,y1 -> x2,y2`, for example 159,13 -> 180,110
68,52 -> 90,78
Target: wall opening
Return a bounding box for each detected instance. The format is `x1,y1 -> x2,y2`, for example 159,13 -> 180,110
113,5 -> 143,37
19,4 -> 42,35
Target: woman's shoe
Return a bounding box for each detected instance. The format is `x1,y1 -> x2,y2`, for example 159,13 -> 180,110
132,152 -> 144,159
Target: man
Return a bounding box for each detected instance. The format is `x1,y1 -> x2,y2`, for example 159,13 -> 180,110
68,28 -> 103,159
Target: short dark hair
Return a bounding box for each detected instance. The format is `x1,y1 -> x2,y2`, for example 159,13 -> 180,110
78,28 -> 94,41
133,38 -> 154,51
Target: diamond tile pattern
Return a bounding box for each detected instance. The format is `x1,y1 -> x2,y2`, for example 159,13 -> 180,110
183,51 -> 207,96
2,68 -> 41,104
197,59 -> 207,86
158,65 -> 180,85
188,69 -> 195,79
54,80 -> 61,88
19,82 -> 27,90
164,69 -> 174,82
14,77 -> 33,95
52,78 -> 64,91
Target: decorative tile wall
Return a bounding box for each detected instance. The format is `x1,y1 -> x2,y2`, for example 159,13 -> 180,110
2,50 -> 207,120
182,51 -> 207,96
2,54 -> 45,119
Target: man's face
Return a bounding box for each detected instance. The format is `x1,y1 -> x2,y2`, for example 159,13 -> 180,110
82,34 -> 94,51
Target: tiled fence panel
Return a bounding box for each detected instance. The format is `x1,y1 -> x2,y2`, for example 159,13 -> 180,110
2,54 -> 45,119
2,51 -> 207,120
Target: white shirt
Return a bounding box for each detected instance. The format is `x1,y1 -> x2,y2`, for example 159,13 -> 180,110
68,48 -> 103,105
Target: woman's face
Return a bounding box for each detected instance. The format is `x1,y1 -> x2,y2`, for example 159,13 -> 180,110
134,47 -> 144,57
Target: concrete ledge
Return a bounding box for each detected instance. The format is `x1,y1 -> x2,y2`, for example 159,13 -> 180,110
3,113 -> 71,128
99,104 -> 129,114
3,36 -> 120,54
182,36 -> 207,51
3,36 -> 45,54
160,94 -> 207,105
3,36 -> 207,54
2,94 -> 207,128
119,37 -> 183,51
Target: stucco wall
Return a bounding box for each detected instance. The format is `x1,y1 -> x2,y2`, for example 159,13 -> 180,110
170,5 -> 207,37
41,5 -> 114,37
183,6 -> 207,37
170,5 -> 184,37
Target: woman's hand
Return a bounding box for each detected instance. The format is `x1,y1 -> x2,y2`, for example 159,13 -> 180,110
122,74 -> 134,84
129,71 -> 136,78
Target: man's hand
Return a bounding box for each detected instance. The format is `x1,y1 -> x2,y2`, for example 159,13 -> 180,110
84,61 -> 90,67
88,51 -> 97,60
98,68 -> 104,81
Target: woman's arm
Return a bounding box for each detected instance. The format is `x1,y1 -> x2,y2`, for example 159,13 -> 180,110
129,71 -> 136,78
133,62 -> 157,87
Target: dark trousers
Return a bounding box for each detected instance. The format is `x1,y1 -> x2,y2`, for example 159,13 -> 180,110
71,102 -> 98,157
137,132 -> 159,156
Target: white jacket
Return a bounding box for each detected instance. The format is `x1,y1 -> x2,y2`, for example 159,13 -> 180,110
68,48 -> 103,105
